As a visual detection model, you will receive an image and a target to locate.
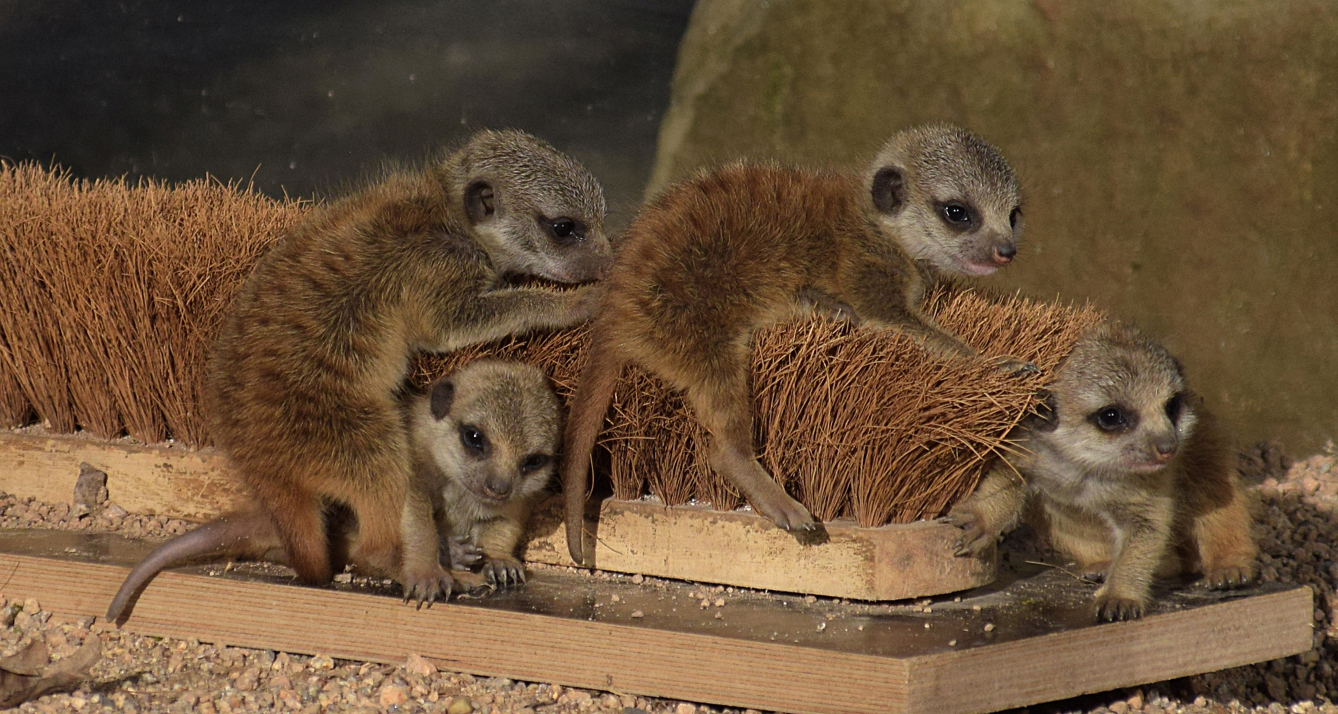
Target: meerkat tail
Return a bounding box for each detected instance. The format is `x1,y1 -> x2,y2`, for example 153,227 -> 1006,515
106,510 -> 281,621
561,339 -> 624,565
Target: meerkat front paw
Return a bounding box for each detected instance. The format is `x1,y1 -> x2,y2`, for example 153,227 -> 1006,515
991,355 -> 1040,377
946,505 -> 998,556
1078,561 -> 1111,583
401,566 -> 454,609
1203,564 -> 1255,589
446,535 -> 484,571
1093,591 -> 1145,622
481,556 -> 527,590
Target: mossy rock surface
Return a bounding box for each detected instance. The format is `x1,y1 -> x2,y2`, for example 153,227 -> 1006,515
650,0 -> 1338,454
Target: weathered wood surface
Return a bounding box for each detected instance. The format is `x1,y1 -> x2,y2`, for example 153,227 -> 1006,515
528,500 -> 994,600
0,432 -> 246,520
0,431 -> 994,600
0,530 -> 1316,714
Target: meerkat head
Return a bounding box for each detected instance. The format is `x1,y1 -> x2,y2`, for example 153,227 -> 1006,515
440,129 -> 611,284
1032,324 -> 1198,477
418,361 -> 561,508
866,124 -> 1021,277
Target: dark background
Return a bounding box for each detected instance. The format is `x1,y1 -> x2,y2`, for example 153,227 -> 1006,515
0,0 -> 695,226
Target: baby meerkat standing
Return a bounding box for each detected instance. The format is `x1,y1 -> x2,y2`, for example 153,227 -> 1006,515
106,129 -> 610,618
950,324 -> 1257,621
406,361 -> 562,595
561,124 -> 1028,564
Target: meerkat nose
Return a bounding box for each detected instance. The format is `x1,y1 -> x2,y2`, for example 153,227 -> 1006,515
485,475 -> 512,499
992,243 -> 1016,265
1152,436 -> 1179,460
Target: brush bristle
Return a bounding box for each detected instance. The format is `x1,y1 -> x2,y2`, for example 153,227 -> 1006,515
0,162 -> 1104,527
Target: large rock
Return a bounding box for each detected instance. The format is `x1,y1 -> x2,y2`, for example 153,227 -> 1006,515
649,0 -> 1338,454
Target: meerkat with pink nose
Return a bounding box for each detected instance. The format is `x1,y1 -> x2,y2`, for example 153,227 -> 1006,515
950,324 -> 1257,621
404,361 -> 562,594
561,123 -> 1029,564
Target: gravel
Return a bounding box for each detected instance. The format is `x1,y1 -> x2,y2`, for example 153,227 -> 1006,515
0,444 -> 1335,714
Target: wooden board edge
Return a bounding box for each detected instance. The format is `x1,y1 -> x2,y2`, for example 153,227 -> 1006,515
904,587 -> 1315,714
0,552 -> 909,714
0,432 -> 245,520
523,498 -> 994,601
1,432 -> 994,602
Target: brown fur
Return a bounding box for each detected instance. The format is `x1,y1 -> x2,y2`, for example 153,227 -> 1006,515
108,129 -> 609,615
562,124 -> 1025,564
951,324 -> 1257,621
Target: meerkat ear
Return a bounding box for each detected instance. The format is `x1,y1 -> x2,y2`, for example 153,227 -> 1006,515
870,166 -> 908,215
464,180 -> 497,224
430,379 -> 456,421
1027,389 -> 1059,432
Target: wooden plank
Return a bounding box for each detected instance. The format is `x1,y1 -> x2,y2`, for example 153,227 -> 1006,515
0,432 -> 246,520
905,588 -> 1315,714
525,500 -> 994,601
4,552 -> 910,714
0,431 -> 995,600
0,532 -> 1313,714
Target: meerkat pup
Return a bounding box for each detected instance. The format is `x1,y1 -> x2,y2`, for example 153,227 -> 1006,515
106,129 -> 609,618
560,124 -> 1028,564
404,360 -> 561,596
106,360 -> 562,618
950,324 -> 1258,621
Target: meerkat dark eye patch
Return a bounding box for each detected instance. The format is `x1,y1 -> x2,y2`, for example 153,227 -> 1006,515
464,181 -> 496,223
429,380 -> 455,421
938,201 -> 974,230
1089,405 -> 1134,433
459,424 -> 489,455
539,216 -> 586,244
870,167 -> 907,214
519,453 -> 551,473
1009,207 -> 1022,230
1165,393 -> 1184,422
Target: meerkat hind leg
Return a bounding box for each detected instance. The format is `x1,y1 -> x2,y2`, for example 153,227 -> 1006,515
684,363 -> 827,543
1193,494 -> 1258,589
258,482 -> 334,585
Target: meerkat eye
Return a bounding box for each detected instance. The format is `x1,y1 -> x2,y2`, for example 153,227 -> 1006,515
1165,393 -> 1184,422
459,424 -> 488,454
940,202 -> 973,228
1009,207 -> 1022,229
1090,406 -> 1130,432
519,454 -> 551,473
540,216 -> 586,243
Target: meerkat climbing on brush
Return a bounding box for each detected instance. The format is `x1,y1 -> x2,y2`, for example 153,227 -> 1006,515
105,129 -> 610,618
949,324 -> 1258,622
405,360 -> 562,593
561,123 -> 1030,564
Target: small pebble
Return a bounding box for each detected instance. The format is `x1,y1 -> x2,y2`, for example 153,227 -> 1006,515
446,695 -> 474,714
983,623 -> 995,632
405,652 -> 437,677
631,610 -> 644,618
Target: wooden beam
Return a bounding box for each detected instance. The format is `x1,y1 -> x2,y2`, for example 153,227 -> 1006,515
0,431 -> 994,600
527,500 -> 994,600
0,432 -> 245,520
0,531 -> 1314,714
